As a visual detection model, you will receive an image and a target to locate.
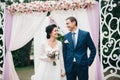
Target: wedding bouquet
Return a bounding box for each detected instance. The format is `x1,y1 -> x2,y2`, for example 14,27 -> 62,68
47,50 -> 59,66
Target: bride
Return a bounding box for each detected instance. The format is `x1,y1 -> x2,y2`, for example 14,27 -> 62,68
31,24 -> 66,80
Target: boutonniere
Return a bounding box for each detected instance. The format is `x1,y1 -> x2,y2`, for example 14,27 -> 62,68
64,39 -> 69,44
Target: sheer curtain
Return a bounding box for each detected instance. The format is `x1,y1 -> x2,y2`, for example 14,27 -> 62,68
4,12 -> 47,80
33,17 -> 50,73
50,9 -> 91,34
87,2 -> 103,80
50,9 -> 99,80
4,2 -> 100,80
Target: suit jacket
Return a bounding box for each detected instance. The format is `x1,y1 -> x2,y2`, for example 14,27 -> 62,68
63,29 -> 96,73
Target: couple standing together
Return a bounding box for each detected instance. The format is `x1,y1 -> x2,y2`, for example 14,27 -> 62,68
32,16 -> 96,80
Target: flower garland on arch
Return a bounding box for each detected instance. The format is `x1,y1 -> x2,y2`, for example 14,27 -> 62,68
7,0 -> 95,14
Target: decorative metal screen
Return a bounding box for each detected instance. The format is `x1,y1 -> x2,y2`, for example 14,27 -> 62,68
100,0 -> 120,80
0,2 -> 5,79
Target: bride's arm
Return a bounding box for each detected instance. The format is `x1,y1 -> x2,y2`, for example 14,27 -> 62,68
39,43 -> 50,62
59,42 -> 66,76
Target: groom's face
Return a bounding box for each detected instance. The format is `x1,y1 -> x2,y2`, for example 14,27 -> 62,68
66,19 -> 76,31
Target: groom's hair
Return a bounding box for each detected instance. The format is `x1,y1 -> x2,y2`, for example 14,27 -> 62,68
66,16 -> 78,26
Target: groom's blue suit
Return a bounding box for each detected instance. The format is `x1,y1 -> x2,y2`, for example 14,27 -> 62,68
63,29 -> 96,80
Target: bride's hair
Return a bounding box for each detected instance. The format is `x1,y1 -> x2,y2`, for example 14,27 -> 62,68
46,24 -> 57,39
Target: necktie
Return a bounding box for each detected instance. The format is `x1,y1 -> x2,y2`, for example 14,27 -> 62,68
72,32 -> 76,48
72,32 -> 76,62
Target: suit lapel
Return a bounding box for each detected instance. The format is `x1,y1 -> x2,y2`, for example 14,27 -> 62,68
67,32 -> 74,49
75,30 -> 82,49
66,30 -> 82,50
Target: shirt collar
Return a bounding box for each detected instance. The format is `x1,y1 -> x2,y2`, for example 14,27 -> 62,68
72,28 -> 79,34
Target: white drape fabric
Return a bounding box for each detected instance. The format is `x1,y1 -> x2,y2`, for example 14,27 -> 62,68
33,17 -> 50,73
10,12 -> 47,50
4,12 -> 47,80
50,9 -> 91,34
5,8 -> 99,80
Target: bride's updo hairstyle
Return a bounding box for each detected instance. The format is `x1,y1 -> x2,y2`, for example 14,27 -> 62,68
46,24 -> 57,39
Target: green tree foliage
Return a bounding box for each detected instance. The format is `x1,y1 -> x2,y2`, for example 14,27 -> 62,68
12,40 -> 33,67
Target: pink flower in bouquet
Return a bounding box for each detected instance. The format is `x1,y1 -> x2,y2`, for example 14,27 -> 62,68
47,50 -> 59,66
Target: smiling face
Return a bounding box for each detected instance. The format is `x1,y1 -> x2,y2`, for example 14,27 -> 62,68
50,27 -> 58,39
66,19 -> 76,32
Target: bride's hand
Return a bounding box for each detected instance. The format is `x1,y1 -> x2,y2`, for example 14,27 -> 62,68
61,72 -> 66,77
50,58 -> 55,61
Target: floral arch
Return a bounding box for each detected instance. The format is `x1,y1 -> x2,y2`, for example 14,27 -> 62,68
3,0 -> 102,80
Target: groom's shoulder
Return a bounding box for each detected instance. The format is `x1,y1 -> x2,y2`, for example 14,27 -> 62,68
80,29 -> 89,34
80,29 -> 88,33
63,32 -> 71,37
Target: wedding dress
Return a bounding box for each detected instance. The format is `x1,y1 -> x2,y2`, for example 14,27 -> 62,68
31,40 -> 66,80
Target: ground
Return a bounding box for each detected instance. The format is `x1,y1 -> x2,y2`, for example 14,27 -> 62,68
16,65 -> 34,80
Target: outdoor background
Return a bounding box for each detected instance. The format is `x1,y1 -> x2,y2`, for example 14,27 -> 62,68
0,0 -> 120,80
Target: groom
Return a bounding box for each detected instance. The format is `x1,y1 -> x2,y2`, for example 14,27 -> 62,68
63,16 -> 96,80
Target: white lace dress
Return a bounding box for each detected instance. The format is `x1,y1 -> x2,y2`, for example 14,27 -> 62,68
31,40 -> 66,80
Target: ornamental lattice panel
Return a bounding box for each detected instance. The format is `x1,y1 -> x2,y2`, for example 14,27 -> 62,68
100,0 -> 120,80
0,2 -> 5,79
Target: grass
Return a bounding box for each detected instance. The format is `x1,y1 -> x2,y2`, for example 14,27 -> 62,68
16,65 -> 34,80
